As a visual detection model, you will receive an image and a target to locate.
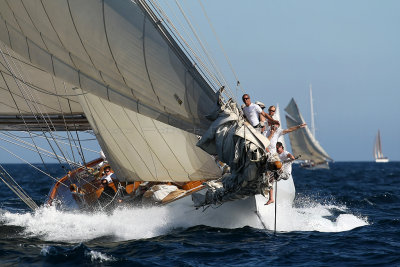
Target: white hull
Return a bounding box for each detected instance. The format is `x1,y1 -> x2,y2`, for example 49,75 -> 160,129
375,158 -> 389,163
301,161 -> 330,170
169,175 -> 296,229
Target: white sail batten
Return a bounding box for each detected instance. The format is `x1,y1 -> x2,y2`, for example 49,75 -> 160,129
0,0 -> 217,135
78,89 -> 221,182
285,98 -> 332,163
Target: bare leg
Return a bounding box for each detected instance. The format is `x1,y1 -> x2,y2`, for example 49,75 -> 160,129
265,188 -> 274,205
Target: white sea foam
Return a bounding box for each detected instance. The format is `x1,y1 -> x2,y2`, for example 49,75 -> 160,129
86,250 -> 115,263
40,245 -> 51,256
257,197 -> 369,232
0,196 -> 368,242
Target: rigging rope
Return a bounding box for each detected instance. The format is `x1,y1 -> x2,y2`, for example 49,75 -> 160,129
0,144 -> 68,188
0,52 -> 51,174
173,0 -> 235,98
0,164 -> 39,211
198,0 -> 244,100
0,44 -> 72,171
145,0 -> 232,100
0,133 -> 82,168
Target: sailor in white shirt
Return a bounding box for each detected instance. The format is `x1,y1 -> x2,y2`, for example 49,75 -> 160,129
101,166 -> 116,183
265,142 -> 295,206
276,141 -> 295,174
265,123 -> 307,153
242,94 -> 280,132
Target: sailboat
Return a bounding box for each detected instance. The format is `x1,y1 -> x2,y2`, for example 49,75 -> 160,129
284,86 -> 332,169
374,130 -> 389,163
0,1 -> 295,225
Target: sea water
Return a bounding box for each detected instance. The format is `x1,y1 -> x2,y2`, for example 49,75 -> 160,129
0,162 -> 399,266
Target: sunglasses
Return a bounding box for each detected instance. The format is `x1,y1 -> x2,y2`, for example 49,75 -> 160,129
105,170 -> 110,173
269,110 -> 276,112
243,97 -> 250,100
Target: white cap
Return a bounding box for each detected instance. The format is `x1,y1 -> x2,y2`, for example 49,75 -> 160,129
255,101 -> 266,109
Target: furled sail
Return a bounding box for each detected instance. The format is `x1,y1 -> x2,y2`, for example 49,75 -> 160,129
0,0 -> 223,182
285,98 -> 332,164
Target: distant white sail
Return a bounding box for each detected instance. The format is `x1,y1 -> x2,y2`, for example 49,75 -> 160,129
284,98 -> 332,165
374,130 -> 389,163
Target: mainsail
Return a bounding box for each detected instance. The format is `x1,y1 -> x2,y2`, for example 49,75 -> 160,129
373,130 -> 388,162
0,0 -> 224,181
284,98 -> 332,165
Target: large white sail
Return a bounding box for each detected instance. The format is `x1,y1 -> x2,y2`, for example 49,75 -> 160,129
0,0 -> 223,181
285,98 -> 332,165
78,89 -> 221,182
0,0 -> 218,133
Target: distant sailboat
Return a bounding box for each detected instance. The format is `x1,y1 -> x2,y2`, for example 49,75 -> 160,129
374,130 -> 389,163
284,86 -> 332,169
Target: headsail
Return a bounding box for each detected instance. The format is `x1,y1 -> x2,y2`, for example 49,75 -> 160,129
78,88 -> 221,182
0,0 -> 224,181
285,98 -> 332,164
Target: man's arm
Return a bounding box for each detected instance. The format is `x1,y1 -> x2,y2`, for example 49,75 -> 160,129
287,153 -> 295,160
261,111 -> 280,125
267,128 -> 275,140
282,123 -> 306,134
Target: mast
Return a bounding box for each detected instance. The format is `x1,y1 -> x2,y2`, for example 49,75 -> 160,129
310,84 -> 316,138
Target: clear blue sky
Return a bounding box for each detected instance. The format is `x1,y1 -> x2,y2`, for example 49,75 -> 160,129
189,0 -> 400,161
0,0 -> 399,163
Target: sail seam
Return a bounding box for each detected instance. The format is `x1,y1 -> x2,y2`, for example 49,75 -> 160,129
127,109 -> 174,180
142,16 -> 161,105
97,97 -> 158,180
150,119 -> 190,177
86,95 -> 150,180
39,0 -> 79,71
66,0 -> 108,87
101,0 -> 129,89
